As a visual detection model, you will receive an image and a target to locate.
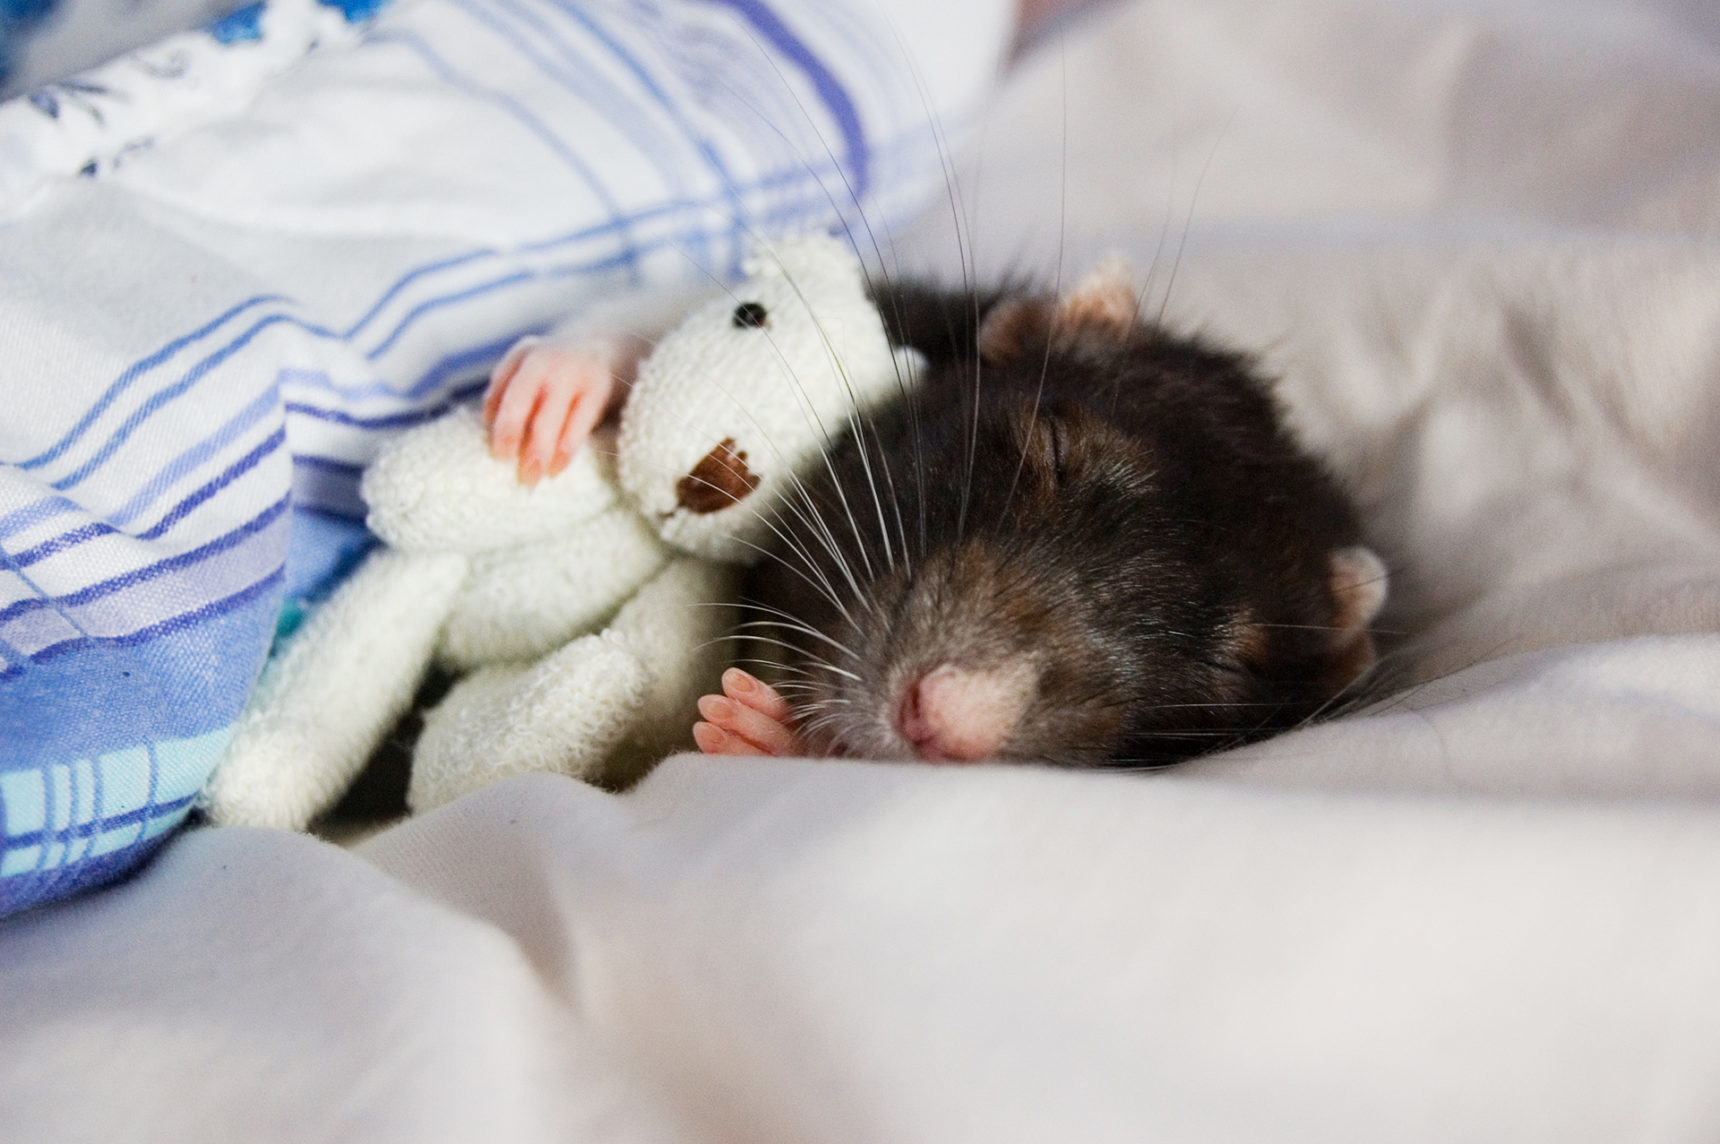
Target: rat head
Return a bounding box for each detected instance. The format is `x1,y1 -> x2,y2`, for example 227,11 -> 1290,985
616,233 -> 923,564
741,263 -> 1388,766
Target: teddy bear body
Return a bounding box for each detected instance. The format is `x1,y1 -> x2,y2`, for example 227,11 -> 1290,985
204,234 -> 919,830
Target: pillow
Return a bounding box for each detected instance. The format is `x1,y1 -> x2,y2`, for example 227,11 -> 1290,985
0,0 -> 1014,915
0,0 -> 239,98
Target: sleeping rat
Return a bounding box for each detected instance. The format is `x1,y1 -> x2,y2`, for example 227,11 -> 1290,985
487,260 -> 1388,768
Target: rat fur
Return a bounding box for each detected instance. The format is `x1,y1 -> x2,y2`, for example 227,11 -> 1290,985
734,262 -> 1388,767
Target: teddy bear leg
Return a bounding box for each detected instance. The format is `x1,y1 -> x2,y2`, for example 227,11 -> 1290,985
596,556 -> 740,783
407,633 -> 652,813
204,549 -> 469,830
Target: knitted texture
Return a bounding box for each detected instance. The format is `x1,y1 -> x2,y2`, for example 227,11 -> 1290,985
363,406 -> 621,554
205,548 -> 470,829
438,509 -> 668,671
206,235 -> 918,827
618,233 -> 924,563
409,635 -> 651,812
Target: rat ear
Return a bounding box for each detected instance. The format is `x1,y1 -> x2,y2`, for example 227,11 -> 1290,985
1323,546 -> 1389,690
1051,256 -> 1138,346
978,257 -> 1141,363
978,297 -> 1055,363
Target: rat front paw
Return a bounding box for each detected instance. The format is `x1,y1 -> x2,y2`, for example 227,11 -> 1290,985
692,668 -> 806,757
484,336 -> 623,485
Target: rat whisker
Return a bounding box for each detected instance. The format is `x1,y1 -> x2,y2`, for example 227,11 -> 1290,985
732,618 -> 862,663
728,656 -> 813,680
762,682 -> 829,697
744,636 -> 861,683
722,523 -> 861,629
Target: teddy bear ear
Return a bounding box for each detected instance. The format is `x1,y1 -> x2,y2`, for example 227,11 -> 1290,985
891,345 -> 928,385
740,232 -> 863,291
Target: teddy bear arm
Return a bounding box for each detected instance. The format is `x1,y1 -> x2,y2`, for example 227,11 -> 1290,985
363,406 -> 619,554
204,548 -> 469,829
435,507 -> 671,670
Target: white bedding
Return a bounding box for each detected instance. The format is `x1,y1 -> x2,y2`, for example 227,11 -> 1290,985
0,0 -> 1013,912
8,0 -> 1720,1140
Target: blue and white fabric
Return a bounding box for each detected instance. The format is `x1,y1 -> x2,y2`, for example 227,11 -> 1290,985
0,0 -> 1012,915
1,0 -> 242,100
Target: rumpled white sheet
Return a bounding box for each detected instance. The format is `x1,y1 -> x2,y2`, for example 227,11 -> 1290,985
8,0 -> 1720,1140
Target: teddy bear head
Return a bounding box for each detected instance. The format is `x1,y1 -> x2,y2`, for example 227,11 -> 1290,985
615,233 -> 923,564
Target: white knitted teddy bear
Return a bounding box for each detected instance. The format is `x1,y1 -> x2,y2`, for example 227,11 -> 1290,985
204,234 -> 923,829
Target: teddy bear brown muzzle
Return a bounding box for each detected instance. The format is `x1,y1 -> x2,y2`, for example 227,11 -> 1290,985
675,438 -> 761,514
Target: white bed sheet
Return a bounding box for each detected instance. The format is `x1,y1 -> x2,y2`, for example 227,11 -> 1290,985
8,0 -> 1720,1140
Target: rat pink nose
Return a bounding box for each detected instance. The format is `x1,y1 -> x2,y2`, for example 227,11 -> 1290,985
896,664 -> 1028,762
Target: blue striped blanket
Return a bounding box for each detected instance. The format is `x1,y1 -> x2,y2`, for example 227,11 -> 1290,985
0,0 -> 1010,915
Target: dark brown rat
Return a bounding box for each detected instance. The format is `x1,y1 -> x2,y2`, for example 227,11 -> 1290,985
735,261 -> 1388,767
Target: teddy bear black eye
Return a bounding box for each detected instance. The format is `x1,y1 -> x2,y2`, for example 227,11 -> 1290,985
731,301 -> 769,329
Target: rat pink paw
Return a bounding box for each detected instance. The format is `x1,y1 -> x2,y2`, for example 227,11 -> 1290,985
693,668 -> 805,757
483,336 -> 620,485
